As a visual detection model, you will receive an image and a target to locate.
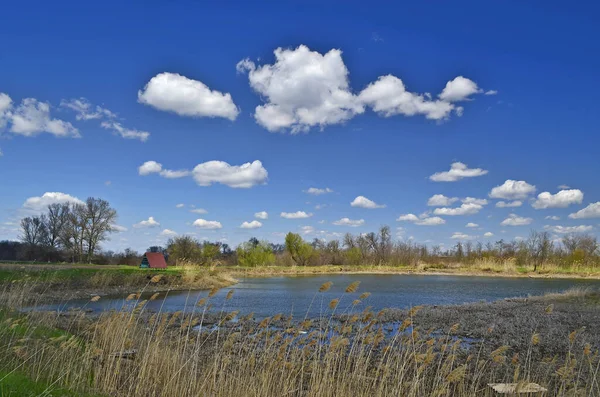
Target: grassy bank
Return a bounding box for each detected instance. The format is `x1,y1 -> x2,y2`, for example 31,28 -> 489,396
0,280 -> 598,396
0,265 -> 236,304
224,259 -> 600,279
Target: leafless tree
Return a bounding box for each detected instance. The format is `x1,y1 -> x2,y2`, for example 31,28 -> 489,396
83,198 -> 117,263
20,215 -> 49,247
46,203 -> 71,248
528,230 -> 553,271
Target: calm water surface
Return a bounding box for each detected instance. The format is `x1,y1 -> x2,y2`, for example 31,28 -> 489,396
36,274 -> 600,318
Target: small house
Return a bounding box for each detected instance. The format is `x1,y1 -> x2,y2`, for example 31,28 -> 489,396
140,252 -> 167,269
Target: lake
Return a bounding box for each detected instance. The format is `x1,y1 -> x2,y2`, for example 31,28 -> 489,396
33,274 -> 600,318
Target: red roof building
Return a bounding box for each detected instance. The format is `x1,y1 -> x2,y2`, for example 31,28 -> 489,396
140,252 -> 167,269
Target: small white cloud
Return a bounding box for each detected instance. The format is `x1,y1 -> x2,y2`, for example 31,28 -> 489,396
439,76 -> 483,102
484,232 -> 494,237
101,121 -> 150,142
489,180 -> 536,200
569,202 -> 600,219
281,211 -> 313,219
427,194 -> 458,207
300,226 -> 315,235
545,225 -> 593,234
350,196 -> 386,209
397,213 -> 446,226
138,161 -> 163,175
240,220 -> 262,229
558,184 -> 571,190
23,192 -> 84,212
8,97 -> 80,138
484,90 -> 498,96
466,222 -> 478,228
254,211 -> 268,220
333,218 -> 365,227
433,203 -> 483,216
139,159 -> 268,188
451,232 -> 476,240
305,187 -> 334,195
500,214 -> 533,226
192,160 -> 268,188
429,162 -> 488,182
134,216 -> 160,228
193,218 -> 223,229
160,229 -> 178,236
111,225 -> 128,232
359,75 -> 458,120
397,214 -> 420,222
532,189 -> 584,209
60,98 -> 117,120
462,197 -> 488,205
496,200 -> 523,208
138,72 -> 239,120
545,215 -> 560,221
190,208 -> 208,214
176,203 -> 185,208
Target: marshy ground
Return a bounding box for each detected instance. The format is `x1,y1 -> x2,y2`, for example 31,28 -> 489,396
0,267 -> 599,396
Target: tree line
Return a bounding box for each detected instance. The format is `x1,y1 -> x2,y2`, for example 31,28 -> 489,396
16,198 -> 117,263
165,226 -> 599,270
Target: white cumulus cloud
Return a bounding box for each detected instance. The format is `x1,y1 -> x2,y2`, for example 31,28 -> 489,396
22,192 -> 84,212
451,232 -> 476,240
193,219 -> 223,229
237,45 -> 484,133
466,222 -> 478,228
462,197 -> 488,205
532,189 -> 583,209
240,220 -> 262,229
397,214 -> 446,226
569,202 -> 600,219
134,216 -> 160,228
359,75 -> 459,120
333,218 -> 365,227
350,196 -> 386,209
429,162 -> 488,182
427,194 -> 458,207
138,161 -> 163,176
433,203 -> 483,216
192,160 -> 268,188
489,180 -> 536,200
500,214 -> 533,226
160,229 -> 178,237
496,200 -> 523,208
254,211 -> 268,220
545,225 -> 593,234
305,187 -> 333,195
139,159 -> 268,188
281,211 -> 313,219
439,76 -> 483,102
545,215 -> 560,221
484,232 -> 494,237
138,72 -> 239,120
7,97 -> 80,138
176,204 -> 185,208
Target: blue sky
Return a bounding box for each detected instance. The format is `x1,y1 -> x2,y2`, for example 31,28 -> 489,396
1,1 -> 599,252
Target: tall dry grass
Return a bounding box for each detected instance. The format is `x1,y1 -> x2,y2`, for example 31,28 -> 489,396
0,280 -> 598,396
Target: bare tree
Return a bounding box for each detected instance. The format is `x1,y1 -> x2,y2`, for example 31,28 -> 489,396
20,216 -> 49,247
83,198 -> 117,263
46,203 -> 71,248
528,230 -> 553,271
